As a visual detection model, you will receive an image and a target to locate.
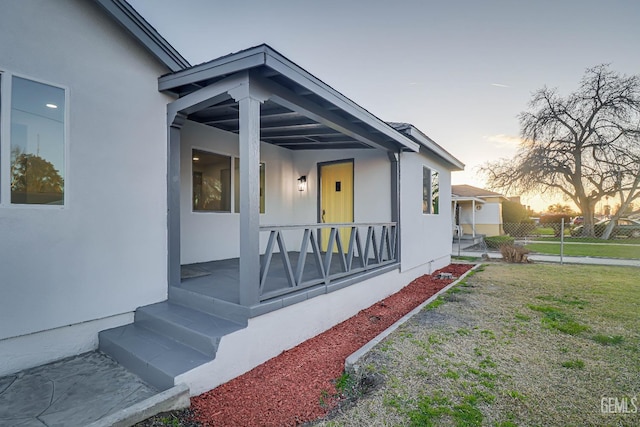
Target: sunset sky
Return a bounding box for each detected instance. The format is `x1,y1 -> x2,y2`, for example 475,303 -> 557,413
129,0 -> 640,211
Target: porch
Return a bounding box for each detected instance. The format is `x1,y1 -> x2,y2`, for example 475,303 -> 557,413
178,222 -> 398,308
165,45 -> 420,310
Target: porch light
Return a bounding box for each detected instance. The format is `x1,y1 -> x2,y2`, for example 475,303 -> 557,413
297,175 -> 307,192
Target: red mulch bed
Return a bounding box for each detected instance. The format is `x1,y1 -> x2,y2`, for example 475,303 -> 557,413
192,263 -> 473,426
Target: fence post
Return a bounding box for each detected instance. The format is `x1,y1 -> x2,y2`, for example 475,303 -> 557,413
560,218 -> 564,265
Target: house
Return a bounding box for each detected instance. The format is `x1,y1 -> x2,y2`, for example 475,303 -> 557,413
0,0 -> 464,396
452,184 -> 506,239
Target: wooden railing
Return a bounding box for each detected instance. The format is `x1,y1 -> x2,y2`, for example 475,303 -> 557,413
258,222 -> 398,301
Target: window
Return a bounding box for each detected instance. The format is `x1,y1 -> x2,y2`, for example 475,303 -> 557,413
192,149 -> 265,213
10,76 -> 66,205
422,166 -> 439,214
192,150 -> 231,212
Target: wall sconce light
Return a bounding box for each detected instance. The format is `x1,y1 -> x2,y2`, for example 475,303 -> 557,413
297,175 -> 307,192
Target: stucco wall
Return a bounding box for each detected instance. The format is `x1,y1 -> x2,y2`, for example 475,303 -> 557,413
180,133 -> 393,263
400,150 -> 452,272
180,121 -> 297,264
458,200 -> 504,236
178,261 -> 434,395
0,0 -> 171,351
292,149 -> 392,224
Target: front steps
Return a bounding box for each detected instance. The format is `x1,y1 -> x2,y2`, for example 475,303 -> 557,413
99,296 -> 247,390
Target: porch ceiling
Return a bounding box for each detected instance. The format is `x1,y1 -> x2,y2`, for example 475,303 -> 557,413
188,97 -> 368,150
160,44 -> 420,152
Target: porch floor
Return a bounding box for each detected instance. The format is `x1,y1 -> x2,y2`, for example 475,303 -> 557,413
178,251 -> 375,304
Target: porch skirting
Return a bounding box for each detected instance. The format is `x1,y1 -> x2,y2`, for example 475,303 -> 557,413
176,256 -> 449,395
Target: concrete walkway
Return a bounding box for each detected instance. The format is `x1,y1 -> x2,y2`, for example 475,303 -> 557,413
0,351 -> 185,427
452,246 -> 640,267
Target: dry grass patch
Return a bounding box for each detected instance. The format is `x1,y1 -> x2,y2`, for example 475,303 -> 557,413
315,264 -> 640,426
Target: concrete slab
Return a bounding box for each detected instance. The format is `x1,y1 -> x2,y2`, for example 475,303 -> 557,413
0,351 -> 160,427
452,248 -> 640,267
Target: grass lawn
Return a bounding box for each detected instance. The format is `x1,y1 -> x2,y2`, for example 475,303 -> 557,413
525,241 -> 640,259
535,237 -> 640,244
317,264 -> 640,426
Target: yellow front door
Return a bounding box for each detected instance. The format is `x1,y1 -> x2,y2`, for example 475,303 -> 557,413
320,161 -> 354,252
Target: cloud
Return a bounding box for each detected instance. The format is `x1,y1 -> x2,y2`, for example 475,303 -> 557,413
483,134 -> 523,147
490,83 -> 510,88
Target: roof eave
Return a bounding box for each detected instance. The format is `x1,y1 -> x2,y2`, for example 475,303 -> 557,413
93,0 -> 191,72
406,127 -> 464,171
452,196 -> 486,203
159,44 -> 420,153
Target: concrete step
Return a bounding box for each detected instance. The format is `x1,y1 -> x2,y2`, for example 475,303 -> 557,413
135,301 -> 245,357
168,286 -> 249,326
99,324 -> 211,391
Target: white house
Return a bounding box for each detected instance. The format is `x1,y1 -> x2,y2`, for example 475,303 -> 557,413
452,184 -> 506,238
0,0 -> 464,395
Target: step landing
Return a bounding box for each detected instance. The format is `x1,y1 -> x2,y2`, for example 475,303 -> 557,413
100,299 -> 247,391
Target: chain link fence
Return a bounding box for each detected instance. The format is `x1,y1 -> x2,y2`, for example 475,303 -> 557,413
455,220 -> 640,261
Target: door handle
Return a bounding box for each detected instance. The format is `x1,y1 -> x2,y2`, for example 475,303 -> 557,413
322,209 -> 326,223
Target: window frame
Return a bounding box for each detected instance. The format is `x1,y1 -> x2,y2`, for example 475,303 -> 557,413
191,147 -> 265,214
422,165 -> 440,215
0,71 -> 69,208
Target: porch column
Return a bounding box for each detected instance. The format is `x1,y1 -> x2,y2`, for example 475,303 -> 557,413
388,151 -> 400,262
231,83 -> 266,306
167,112 -> 186,288
472,200 -> 476,238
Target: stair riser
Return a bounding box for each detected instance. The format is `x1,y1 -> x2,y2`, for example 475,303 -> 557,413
99,333 -> 174,391
168,287 -> 249,326
134,309 -> 218,357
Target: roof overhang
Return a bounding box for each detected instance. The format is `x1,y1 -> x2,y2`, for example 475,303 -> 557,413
390,123 -> 464,171
452,196 -> 486,204
159,45 -> 420,152
92,0 -> 191,72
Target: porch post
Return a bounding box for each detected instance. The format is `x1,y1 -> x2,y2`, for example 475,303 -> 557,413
167,112 -> 186,288
472,200 -> 476,238
388,151 -> 400,263
235,90 -> 263,306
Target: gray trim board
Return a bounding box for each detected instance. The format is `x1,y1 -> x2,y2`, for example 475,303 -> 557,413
92,0 -> 190,72
159,51 -> 266,92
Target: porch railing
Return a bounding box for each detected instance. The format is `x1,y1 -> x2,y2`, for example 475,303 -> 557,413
259,222 -> 398,301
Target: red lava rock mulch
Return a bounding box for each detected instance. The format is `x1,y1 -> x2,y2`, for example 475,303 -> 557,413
192,263 -> 474,426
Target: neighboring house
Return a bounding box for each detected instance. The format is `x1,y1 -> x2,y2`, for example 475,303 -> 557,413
0,0 -> 463,395
452,184 -> 506,238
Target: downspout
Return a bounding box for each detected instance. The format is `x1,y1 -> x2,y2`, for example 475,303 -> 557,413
388,151 -> 401,264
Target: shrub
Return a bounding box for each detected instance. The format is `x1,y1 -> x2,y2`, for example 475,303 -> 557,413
503,222 -> 537,237
485,235 -> 514,249
499,244 -> 530,263
540,214 -> 572,237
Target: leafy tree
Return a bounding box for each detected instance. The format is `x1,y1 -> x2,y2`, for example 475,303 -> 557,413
502,200 -> 531,223
546,203 -> 577,216
11,150 -> 64,199
482,65 -> 640,237
502,200 -> 535,237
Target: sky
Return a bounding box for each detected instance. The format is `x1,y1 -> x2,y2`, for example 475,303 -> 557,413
129,0 -> 640,211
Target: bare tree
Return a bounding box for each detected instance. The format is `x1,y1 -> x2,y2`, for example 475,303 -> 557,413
482,65 -> 640,237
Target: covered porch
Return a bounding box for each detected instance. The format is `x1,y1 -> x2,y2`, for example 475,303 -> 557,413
164,45 -> 419,316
